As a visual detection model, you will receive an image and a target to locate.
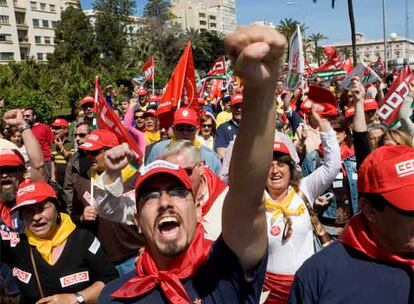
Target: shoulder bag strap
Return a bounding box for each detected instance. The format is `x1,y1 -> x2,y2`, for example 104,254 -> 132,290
29,246 -> 44,298
297,189 -> 333,247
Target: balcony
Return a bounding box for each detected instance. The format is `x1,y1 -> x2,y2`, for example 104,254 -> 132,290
16,22 -> 28,29
18,36 -> 30,46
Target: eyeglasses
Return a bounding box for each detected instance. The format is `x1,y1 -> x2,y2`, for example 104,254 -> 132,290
201,124 -> 212,128
52,127 -> 62,131
135,116 -> 144,120
23,115 -> 31,118
75,133 -> 88,138
175,125 -> 196,132
139,186 -> 190,203
87,149 -> 106,156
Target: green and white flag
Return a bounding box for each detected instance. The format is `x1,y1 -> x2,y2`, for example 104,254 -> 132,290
285,25 -> 305,90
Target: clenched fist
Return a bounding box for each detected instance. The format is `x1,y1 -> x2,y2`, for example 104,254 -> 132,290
224,25 -> 287,88
103,143 -> 136,182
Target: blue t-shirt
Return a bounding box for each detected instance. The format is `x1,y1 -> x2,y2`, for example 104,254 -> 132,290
214,120 -> 239,150
98,236 -> 267,304
288,241 -> 413,304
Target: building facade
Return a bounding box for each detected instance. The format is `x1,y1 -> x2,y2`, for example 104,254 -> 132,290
171,0 -> 236,35
0,0 -> 79,63
328,32 -> 414,65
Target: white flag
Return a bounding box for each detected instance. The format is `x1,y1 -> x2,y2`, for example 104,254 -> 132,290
285,25 -> 305,90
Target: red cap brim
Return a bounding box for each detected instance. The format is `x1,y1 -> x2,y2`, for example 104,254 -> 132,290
79,142 -> 105,151
381,185 -> 414,211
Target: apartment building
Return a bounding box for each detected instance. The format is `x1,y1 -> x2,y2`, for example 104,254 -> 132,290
0,0 -> 79,63
171,0 -> 236,35
328,32 -> 414,65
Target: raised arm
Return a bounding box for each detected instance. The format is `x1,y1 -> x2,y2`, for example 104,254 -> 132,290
3,109 -> 46,181
221,25 -> 287,274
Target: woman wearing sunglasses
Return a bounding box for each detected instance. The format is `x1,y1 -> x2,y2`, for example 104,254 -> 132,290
1,181 -> 118,303
196,114 -> 216,151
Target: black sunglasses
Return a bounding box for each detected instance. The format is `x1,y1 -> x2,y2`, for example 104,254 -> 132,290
175,125 -> 196,132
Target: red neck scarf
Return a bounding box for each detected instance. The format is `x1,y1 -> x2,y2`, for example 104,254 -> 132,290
201,168 -> 227,216
339,214 -> 414,271
112,225 -> 213,303
0,200 -> 13,228
340,143 -> 354,161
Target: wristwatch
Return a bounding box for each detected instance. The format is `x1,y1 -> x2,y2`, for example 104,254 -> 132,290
18,122 -> 31,133
75,292 -> 85,304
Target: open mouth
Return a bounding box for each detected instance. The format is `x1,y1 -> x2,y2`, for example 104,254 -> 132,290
1,180 -> 13,190
270,175 -> 283,181
31,222 -> 47,232
157,216 -> 180,239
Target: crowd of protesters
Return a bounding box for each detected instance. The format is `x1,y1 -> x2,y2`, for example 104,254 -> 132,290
0,24 -> 413,304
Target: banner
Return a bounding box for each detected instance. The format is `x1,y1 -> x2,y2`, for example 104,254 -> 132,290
341,63 -> 381,89
141,56 -> 154,81
157,42 -> 198,127
378,65 -> 414,124
207,56 -> 226,76
285,25 -> 304,90
94,78 -> 142,164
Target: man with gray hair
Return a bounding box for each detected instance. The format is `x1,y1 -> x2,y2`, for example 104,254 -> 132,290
93,139 -> 227,240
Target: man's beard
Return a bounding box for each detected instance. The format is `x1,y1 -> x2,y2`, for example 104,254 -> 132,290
159,241 -> 187,257
0,184 -> 17,205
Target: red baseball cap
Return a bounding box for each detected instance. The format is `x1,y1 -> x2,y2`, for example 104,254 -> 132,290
135,160 -> 193,200
79,129 -> 119,151
51,118 -> 68,128
149,95 -> 160,103
273,141 -> 290,155
0,148 -> 25,167
344,99 -> 379,119
143,109 -> 157,118
173,108 -> 198,127
80,96 -> 95,106
138,89 -> 147,96
11,181 -> 57,212
230,94 -> 243,106
301,85 -> 338,117
358,145 -> 414,211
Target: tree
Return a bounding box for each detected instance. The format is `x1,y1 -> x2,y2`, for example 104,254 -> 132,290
93,0 -> 136,67
308,33 -> 329,65
276,18 -> 307,54
48,6 -> 98,67
143,0 -> 173,27
312,0 -> 357,66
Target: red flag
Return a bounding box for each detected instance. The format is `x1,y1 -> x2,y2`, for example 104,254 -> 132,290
141,57 -> 154,81
316,46 -> 343,71
378,66 -> 414,124
157,42 -> 198,127
207,56 -> 226,76
94,78 -> 143,164
343,57 -> 353,74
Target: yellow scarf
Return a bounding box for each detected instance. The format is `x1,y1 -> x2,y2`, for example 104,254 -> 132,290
144,131 -> 161,145
89,164 -> 136,183
25,213 -> 76,265
264,188 -> 305,224
171,137 -> 202,149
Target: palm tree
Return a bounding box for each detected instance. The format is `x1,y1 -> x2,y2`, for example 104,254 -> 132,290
312,0 -> 357,66
308,33 -> 329,65
276,18 -> 307,54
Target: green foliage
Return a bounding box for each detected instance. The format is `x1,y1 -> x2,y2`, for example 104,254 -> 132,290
3,87 -> 52,123
48,6 -> 98,66
308,33 -> 329,65
143,0 -> 173,26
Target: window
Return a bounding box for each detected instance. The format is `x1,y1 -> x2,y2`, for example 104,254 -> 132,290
30,1 -> 36,9
210,23 -> 216,28
51,20 -> 57,28
0,15 -> 10,24
40,2 -> 45,10
199,20 -> 206,25
199,13 -> 206,18
209,15 -> 216,20
0,0 -> 7,6
44,36 -> 50,44
33,18 -> 39,27
0,52 -> 14,60
49,4 -> 55,11
0,34 -> 11,42
42,19 -> 48,27
34,35 -> 41,43
37,53 -> 43,60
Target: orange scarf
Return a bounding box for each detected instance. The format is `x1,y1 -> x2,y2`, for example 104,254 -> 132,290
339,214 -> 414,271
112,225 -> 212,303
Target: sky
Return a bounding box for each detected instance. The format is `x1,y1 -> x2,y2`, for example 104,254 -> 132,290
80,0 -> 414,44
